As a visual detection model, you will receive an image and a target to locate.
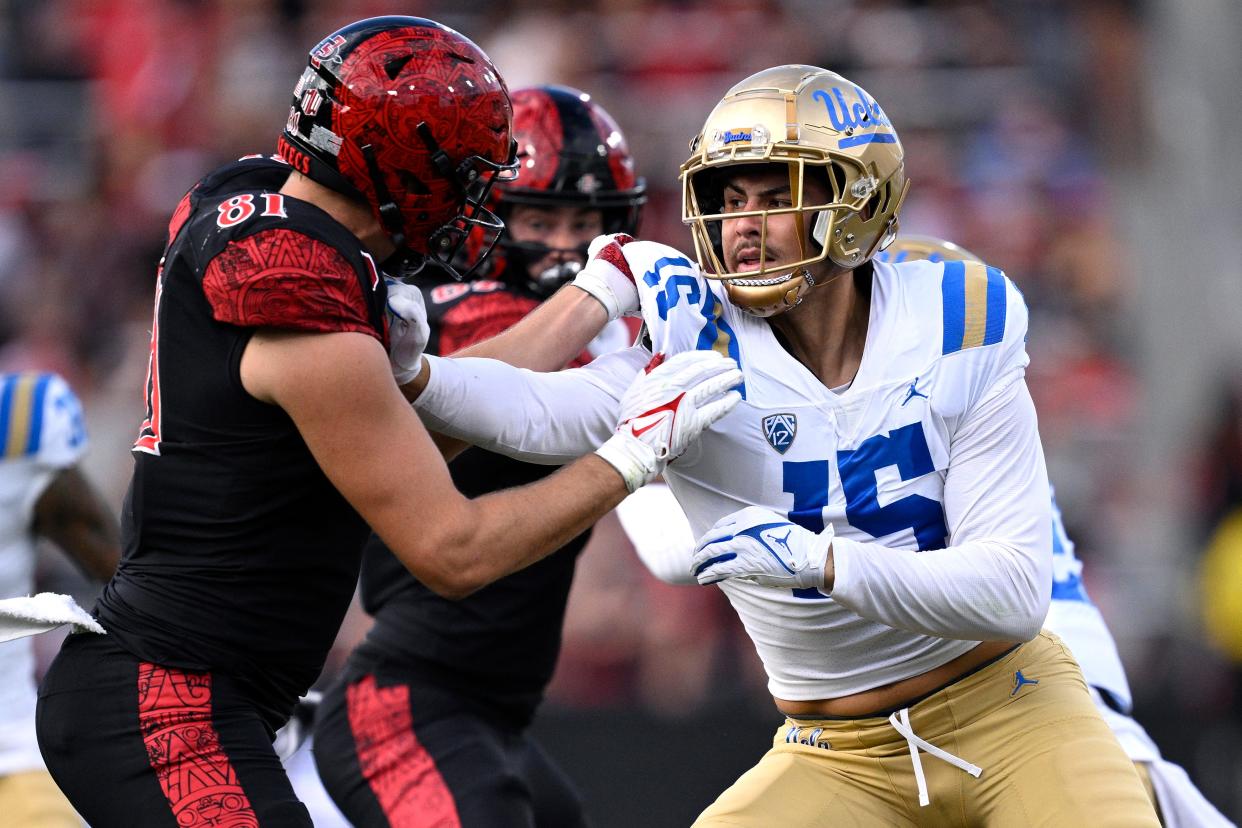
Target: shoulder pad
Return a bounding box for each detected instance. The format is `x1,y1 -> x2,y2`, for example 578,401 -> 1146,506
941,260 -> 1009,355
0,372 -> 86,466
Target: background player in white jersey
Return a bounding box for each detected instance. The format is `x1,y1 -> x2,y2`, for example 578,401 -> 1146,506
872,235 -> 1235,827
0,371 -> 120,826
401,65 -> 1160,825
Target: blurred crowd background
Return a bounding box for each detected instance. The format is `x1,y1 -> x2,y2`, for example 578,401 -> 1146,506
4,0 -> 1241,824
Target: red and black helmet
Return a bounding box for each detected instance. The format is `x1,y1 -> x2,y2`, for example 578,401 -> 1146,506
279,16 -> 517,279
480,85 -> 646,292
502,85 -> 645,226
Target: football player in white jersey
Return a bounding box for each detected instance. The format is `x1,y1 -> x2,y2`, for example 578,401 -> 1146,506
872,235 -> 1234,827
0,371 -> 120,826
399,66 -> 1160,825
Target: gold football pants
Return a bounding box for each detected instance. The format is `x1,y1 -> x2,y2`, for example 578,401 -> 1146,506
694,631 -> 1159,827
0,770 -> 81,827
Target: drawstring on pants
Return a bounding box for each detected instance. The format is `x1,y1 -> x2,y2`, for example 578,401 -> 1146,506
887,707 -> 983,807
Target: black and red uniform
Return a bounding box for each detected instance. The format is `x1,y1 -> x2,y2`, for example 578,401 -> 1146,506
313,276 -> 594,828
36,155 -> 388,828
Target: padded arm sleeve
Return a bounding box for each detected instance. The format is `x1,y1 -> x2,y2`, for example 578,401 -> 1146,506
830,374 -> 1052,642
414,346 -> 649,464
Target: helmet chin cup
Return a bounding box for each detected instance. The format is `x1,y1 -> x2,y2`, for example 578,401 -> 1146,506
725,266 -> 815,317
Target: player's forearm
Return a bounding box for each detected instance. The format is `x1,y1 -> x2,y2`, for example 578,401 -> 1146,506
830,535 -> 1050,641
414,350 -> 639,463
415,454 -> 628,598
33,468 -> 121,582
397,284 -> 611,459
459,284 -> 608,367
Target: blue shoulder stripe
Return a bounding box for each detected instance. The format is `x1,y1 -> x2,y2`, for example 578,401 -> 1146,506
1,373 -> 52,458
942,261 -> 1007,354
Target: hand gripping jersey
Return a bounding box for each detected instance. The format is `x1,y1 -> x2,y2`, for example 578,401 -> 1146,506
357,276 -> 594,722
416,246 -> 1053,701
0,372 -> 87,775
94,156 -> 388,720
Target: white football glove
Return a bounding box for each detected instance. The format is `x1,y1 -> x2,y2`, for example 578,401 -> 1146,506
595,350 -> 743,492
272,690 -> 321,763
571,233 -> 640,321
691,506 -> 834,590
385,277 -> 430,386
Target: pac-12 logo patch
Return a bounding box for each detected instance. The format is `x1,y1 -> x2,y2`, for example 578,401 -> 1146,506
762,413 -> 797,454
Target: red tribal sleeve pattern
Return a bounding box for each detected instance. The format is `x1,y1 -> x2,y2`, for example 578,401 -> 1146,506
202,228 -> 378,339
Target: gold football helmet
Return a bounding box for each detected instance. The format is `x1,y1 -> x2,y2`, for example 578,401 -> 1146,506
681,65 -> 909,316
876,235 -> 982,264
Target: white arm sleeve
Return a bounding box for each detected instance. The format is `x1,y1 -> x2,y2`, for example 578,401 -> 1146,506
615,483 -> 697,585
414,346 -> 648,464
830,373 -> 1052,642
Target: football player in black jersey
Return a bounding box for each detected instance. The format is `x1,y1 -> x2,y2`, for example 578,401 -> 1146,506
312,86 -> 645,828
34,20 -> 739,828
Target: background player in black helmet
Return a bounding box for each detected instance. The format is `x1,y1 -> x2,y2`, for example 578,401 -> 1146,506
33,20 -> 739,828
486,85 -> 646,297
312,84 -> 645,828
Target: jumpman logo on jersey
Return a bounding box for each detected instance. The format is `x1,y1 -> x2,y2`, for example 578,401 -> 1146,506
1010,670 -> 1039,696
901,377 -> 930,407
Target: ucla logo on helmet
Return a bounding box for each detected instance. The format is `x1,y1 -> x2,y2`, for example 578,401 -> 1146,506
811,86 -> 896,149
762,413 -> 797,454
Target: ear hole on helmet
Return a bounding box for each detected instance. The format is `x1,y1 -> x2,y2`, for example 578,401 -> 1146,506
384,54 -> 415,80
860,192 -> 878,222
874,180 -> 894,216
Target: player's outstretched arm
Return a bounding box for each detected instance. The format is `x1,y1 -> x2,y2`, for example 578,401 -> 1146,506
398,233 -> 641,404
242,329 -> 739,598
32,467 -> 121,582
414,346 -> 648,464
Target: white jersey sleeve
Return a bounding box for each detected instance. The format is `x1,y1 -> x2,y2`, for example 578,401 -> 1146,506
829,270 -> 1053,642
414,346 -> 648,464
